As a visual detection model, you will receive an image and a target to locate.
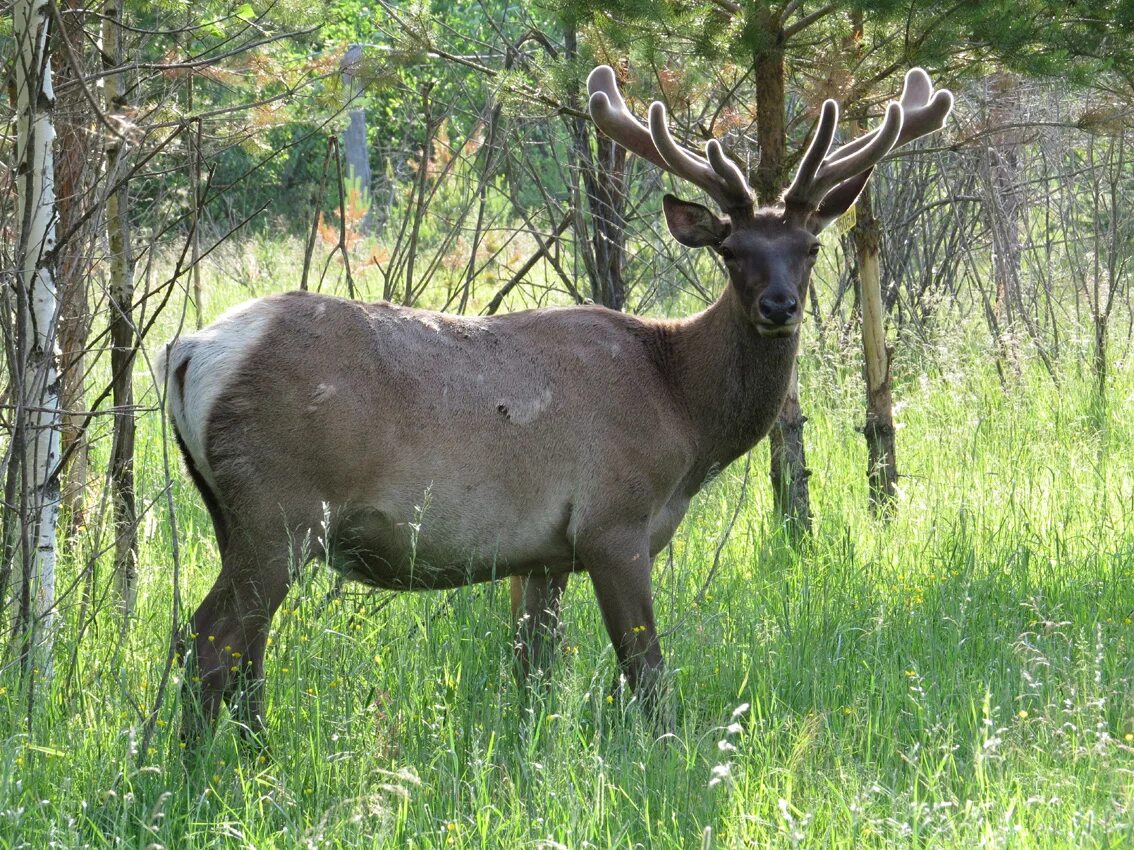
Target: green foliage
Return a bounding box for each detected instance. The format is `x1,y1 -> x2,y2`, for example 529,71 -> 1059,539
556,0 -> 1134,97
79,0 -> 1134,251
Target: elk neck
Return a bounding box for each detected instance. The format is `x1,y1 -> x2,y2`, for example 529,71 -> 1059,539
652,283 -> 800,480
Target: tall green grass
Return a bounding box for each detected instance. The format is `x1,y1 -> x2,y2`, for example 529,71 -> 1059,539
1,254 -> 1132,849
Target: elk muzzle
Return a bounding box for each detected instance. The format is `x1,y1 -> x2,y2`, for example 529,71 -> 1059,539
755,291 -> 801,335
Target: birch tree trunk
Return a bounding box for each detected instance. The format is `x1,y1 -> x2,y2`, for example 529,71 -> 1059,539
104,0 -> 137,614
13,0 -> 62,674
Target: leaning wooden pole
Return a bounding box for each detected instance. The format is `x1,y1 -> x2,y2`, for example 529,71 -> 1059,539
13,0 -> 62,675
853,183 -> 898,514
104,0 -> 138,613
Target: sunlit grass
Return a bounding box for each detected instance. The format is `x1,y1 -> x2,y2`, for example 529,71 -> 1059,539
1,245 -> 1132,848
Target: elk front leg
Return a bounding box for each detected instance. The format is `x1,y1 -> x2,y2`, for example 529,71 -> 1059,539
583,533 -> 670,729
512,573 -> 569,684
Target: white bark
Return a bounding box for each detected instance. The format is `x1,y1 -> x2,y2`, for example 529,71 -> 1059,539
14,0 -> 62,672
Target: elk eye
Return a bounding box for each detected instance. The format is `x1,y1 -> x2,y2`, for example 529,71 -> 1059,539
808,243 -> 821,257
718,245 -> 736,261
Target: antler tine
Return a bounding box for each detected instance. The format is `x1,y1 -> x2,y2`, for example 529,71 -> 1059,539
648,102 -> 752,211
817,101 -> 903,194
825,68 -> 953,167
587,65 -> 753,215
894,67 -> 955,146
587,65 -> 674,174
784,68 -> 953,217
786,68 -> 952,221
785,101 -> 903,212
706,139 -> 750,198
783,99 -> 839,206
898,88 -> 953,146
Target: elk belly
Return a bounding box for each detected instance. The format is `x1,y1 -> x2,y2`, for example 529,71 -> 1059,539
324,502 -> 576,590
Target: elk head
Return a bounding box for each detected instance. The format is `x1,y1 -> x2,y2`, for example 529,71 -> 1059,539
587,66 -> 953,336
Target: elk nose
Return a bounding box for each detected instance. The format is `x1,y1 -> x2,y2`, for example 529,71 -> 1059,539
758,293 -> 799,325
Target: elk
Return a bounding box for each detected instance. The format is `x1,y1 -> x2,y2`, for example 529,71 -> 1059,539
162,66 -> 952,744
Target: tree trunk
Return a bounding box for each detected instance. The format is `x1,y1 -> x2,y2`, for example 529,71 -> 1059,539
13,0 -> 62,675
753,31 -> 787,206
343,111 -> 371,192
754,21 -> 812,537
104,0 -> 137,614
581,132 -> 628,310
1094,313 -> 1107,404
187,69 -> 203,327
565,25 -> 628,311
402,83 -> 435,307
853,183 -> 898,513
1090,131 -> 1123,412
53,0 -> 94,536
768,367 -> 811,539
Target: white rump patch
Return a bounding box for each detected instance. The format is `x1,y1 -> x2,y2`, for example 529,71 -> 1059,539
164,299 -> 273,488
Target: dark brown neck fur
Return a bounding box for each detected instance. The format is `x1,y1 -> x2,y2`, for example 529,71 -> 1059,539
645,285 -> 799,487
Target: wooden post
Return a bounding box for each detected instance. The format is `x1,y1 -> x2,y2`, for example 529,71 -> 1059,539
341,44 -> 373,209
853,183 -> 898,513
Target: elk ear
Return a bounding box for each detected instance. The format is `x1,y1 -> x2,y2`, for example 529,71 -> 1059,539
663,194 -> 731,248
808,169 -> 873,233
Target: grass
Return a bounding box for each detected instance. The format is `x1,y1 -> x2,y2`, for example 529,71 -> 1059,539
1,252 -> 1132,849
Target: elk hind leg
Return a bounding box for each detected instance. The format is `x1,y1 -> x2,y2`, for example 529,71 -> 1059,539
182,528 -> 294,749
512,573 -> 569,685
